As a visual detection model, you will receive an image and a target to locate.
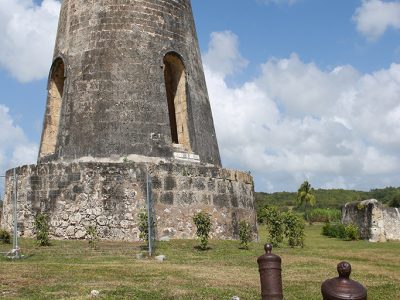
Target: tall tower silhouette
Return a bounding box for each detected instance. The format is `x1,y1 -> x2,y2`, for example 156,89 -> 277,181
1,1 -> 256,241
39,0 -> 220,166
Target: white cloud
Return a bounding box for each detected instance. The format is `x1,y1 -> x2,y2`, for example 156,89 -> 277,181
353,0 -> 400,41
204,31 -> 400,192
0,0 -> 61,82
0,105 -> 37,173
203,31 -> 248,77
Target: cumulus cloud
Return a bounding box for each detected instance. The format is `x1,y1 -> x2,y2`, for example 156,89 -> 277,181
203,31 -> 400,192
0,105 -> 38,173
203,31 -> 248,77
353,0 -> 400,41
0,0 -> 61,82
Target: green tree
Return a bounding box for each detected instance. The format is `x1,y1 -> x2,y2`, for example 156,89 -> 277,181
193,211 -> 212,250
138,210 -> 149,242
238,220 -> 252,250
86,226 -> 99,250
264,206 -> 284,247
282,211 -> 305,248
34,213 -> 50,246
296,181 -> 316,223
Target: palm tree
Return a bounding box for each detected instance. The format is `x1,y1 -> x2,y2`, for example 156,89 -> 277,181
296,181 -> 316,223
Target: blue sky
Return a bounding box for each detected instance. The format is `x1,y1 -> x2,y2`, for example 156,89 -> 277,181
0,0 -> 400,193
193,0 -> 399,74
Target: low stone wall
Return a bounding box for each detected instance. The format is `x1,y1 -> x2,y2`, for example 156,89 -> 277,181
342,199 -> 400,242
0,161 -> 256,241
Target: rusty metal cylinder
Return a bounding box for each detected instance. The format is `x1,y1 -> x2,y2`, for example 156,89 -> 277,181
321,262 -> 367,300
257,244 -> 283,300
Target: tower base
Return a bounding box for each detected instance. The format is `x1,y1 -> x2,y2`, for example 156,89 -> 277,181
1,161 -> 257,241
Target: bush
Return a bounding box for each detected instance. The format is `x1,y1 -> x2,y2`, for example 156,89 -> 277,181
322,222 -> 360,241
34,213 -> 50,246
238,220 -> 252,249
322,222 -> 331,236
282,211 -> 305,248
264,206 -> 284,247
388,193 -> 400,208
323,223 -> 346,239
257,206 -> 269,224
86,226 -> 99,250
193,211 -> 212,250
257,205 -> 290,224
0,229 -> 11,244
138,210 -> 149,242
308,208 -> 341,223
344,224 -> 360,241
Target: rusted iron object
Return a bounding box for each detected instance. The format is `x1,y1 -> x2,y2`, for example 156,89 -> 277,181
321,261 -> 367,300
257,244 -> 283,300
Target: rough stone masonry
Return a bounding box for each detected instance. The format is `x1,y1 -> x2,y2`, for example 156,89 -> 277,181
342,199 -> 400,242
1,0 -> 257,241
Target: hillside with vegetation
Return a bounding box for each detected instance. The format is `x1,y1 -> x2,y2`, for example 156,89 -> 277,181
255,186 -> 400,212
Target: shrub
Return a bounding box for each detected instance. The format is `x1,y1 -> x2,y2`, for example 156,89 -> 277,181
282,211 -> 305,248
258,205 -> 291,224
86,226 -> 99,250
344,224 -> 360,241
322,222 -> 360,241
138,210 -> 149,242
388,193 -> 400,208
34,213 -> 50,246
0,229 -> 11,244
308,208 -> 341,223
264,206 -> 284,247
193,211 -> 212,250
238,220 -> 252,249
322,222 -> 333,237
257,206 -> 268,224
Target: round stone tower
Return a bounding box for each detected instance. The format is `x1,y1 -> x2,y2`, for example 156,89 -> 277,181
1,0 -> 257,241
39,0 -> 221,166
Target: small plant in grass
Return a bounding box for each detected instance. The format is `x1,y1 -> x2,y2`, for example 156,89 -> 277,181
138,210 -> 149,242
86,226 -> 99,249
34,213 -> 50,246
238,220 -> 252,249
344,224 -> 360,241
0,229 -> 11,244
282,211 -> 305,248
264,206 -> 284,247
193,211 -> 212,250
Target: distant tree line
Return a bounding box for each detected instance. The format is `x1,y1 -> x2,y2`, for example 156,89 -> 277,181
255,186 -> 400,214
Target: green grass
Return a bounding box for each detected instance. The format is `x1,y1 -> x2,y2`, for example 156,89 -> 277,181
0,225 -> 399,299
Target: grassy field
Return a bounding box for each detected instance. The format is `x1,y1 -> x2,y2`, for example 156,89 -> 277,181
0,225 -> 399,299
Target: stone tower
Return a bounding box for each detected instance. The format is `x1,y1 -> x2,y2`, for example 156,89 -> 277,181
1,0 -> 256,241
39,0 -> 220,166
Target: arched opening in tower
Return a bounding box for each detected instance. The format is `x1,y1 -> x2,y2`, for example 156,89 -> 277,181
39,58 -> 65,158
163,53 -> 191,151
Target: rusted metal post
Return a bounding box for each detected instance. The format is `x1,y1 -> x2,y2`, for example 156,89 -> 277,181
257,244 -> 283,300
321,261 -> 367,300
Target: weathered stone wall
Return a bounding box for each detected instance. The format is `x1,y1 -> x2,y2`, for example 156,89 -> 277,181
40,0 -> 221,166
1,162 -> 256,241
342,199 -> 400,242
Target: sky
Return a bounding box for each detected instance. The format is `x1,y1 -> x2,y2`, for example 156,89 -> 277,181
0,0 -> 399,194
